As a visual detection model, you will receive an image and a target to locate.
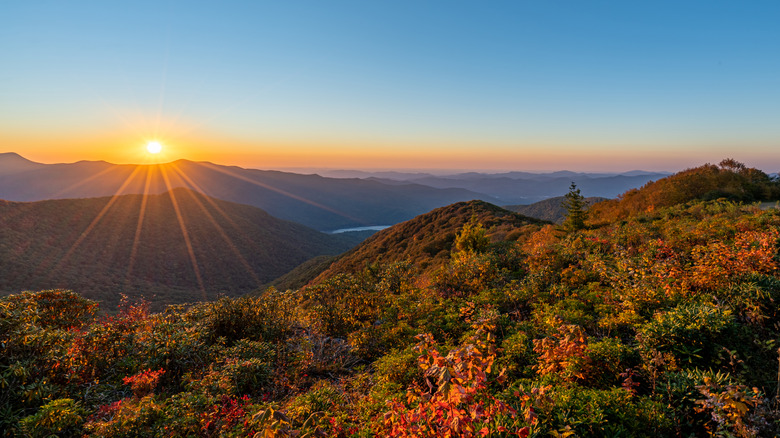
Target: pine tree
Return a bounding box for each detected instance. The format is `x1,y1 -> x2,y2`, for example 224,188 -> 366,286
562,182 -> 587,231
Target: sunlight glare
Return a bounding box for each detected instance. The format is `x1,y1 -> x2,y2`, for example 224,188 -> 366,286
146,141 -> 163,154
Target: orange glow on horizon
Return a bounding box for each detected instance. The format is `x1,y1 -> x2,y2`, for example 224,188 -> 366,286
2,127 -> 777,173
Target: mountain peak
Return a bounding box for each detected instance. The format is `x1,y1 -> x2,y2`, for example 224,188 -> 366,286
0,152 -> 46,175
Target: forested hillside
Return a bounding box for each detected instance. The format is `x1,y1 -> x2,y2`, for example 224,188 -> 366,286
3,161 -> 780,437
0,189 -> 360,309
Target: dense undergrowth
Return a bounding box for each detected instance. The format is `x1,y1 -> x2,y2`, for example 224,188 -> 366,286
4,181 -> 780,436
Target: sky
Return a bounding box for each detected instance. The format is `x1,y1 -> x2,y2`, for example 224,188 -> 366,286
2,1 -> 780,172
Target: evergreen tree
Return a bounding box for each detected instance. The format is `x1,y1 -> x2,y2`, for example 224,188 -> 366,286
562,182 -> 587,231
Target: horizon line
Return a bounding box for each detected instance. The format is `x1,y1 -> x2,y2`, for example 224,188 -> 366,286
1,151 -> 680,176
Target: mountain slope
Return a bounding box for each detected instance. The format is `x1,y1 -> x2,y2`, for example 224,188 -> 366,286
0,189 -> 360,308
0,154 -> 499,231
313,200 -> 547,281
589,159 -> 780,221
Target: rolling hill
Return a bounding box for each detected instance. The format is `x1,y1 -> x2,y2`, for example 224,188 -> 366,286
312,200 -> 547,283
589,159 -> 780,221
0,188 -> 361,309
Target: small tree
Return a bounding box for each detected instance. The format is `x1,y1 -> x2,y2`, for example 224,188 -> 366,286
455,217 -> 490,254
562,182 -> 587,231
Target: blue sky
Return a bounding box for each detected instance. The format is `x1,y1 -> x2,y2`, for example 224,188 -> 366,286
2,1 -> 780,171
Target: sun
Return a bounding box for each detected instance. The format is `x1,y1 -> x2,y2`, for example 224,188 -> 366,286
146,141 -> 163,154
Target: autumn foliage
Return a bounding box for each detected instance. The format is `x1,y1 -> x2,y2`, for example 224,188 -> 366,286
3,161 -> 780,436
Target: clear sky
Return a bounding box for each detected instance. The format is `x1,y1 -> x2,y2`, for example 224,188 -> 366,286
2,1 -> 780,172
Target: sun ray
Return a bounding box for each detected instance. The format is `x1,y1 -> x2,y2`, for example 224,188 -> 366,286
126,164 -> 155,284
168,163 -> 263,287
47,166 -> 144,277
52,164 -> 128,200
159,165 -> 206,298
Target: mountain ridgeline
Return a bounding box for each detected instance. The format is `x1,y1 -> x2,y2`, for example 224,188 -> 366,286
0,153 -> 671,230
0,188 -> 360,309
0,153 -> 498,231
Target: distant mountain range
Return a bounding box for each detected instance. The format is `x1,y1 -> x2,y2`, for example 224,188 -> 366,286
0,153 -> 667,230
0,153 -> 497,231
318,168 -> 668,204
0,188 -> 361,309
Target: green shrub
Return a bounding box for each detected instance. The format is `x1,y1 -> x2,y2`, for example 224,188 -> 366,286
532,386 -> 675,437
498,331 -> 535,379
286,380 -> 344,424
372,347 -> 421,397
19,398 -> 84,438
637,303 -> 734,366
195,292 -> 296,344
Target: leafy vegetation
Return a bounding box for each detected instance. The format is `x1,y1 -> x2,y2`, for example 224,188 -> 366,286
3,160 -> 780,436
590,159 -> 780,221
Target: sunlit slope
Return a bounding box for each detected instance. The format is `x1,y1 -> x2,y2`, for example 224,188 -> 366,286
589,160 -> 780,221
0,188 -> 359,308
313,200 -> 547,283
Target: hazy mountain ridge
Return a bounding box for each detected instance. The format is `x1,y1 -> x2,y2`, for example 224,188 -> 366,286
0,154 -> 500,231
0,153 -> 672,231
317,166 -> 669,204
405,173 -> 666,204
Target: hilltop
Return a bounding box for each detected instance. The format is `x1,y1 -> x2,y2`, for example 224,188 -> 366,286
590,159 -> 780,221
311,200 -> 546,283
0,189 -> 360,309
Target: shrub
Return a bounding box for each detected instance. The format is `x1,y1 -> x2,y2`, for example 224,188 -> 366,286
637,303 -> 734,366
19,398 -> 84,438
533,323 -> 590,382
383,323 -> 528,437
195,293 -> 296,345
584,337 -> 639,388
533,386 -> 674,437
286,380 -> 344,424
